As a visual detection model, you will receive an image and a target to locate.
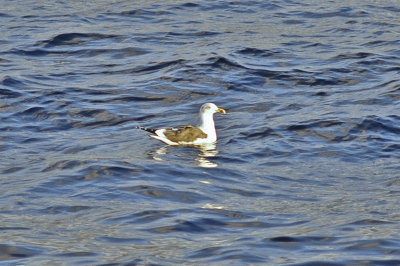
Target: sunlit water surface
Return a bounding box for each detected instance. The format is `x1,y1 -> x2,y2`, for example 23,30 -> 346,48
1,0 -> 400,265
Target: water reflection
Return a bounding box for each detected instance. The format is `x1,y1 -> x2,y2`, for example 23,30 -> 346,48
152,146 -> 167,161
195,143 -> 219,168
151,143 -> 219,168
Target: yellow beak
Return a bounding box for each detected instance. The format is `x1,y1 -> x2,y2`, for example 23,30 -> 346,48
217,108 -> 226,114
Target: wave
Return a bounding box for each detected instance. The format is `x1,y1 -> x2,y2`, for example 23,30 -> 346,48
286,116 -> 400,142
9,47 -> 149,58
36,32 -> 121,48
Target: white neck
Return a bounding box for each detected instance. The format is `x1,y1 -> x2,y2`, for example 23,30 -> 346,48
199,112 -> 217,140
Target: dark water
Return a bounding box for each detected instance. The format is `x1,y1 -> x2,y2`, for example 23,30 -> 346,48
1,0 -> 400,265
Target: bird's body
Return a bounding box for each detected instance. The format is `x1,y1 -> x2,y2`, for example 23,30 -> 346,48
138,103 -> 226,145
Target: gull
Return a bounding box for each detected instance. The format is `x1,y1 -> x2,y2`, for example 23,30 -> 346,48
138,103 -> 226,145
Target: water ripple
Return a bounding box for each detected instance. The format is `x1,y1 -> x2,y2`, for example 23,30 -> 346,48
1,0 -> 400,264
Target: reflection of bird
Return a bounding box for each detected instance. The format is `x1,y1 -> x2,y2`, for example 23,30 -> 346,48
151,143 -> 219,168
196,143 -> 219,168
139,103 -> 226,145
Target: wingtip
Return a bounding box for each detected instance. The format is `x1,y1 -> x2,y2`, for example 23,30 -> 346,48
138,126 -> 157,134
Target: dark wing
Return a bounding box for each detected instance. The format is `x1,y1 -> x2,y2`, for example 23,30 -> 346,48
163,125 -> 207,142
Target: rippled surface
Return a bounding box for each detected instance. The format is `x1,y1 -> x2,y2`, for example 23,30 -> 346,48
1,0 -> 400,264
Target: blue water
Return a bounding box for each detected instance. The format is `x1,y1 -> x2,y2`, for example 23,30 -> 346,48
1,0 -> 400,265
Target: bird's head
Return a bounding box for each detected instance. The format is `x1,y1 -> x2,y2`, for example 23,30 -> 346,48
200,103 -> 226,115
